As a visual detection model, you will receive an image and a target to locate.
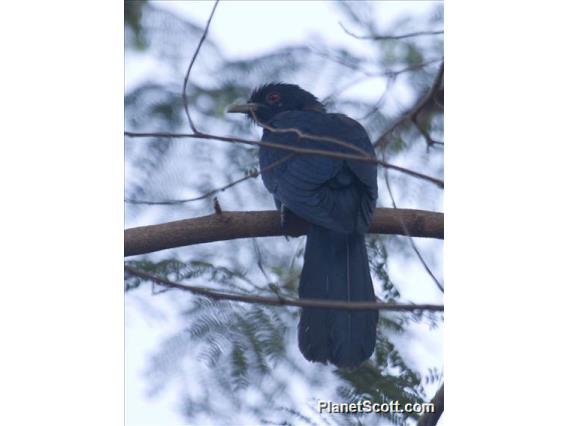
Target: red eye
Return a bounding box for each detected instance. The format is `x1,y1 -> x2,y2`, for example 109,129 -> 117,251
267,92 -> 280,104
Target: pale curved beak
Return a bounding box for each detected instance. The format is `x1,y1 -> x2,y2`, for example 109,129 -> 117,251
226,102 -> 259,114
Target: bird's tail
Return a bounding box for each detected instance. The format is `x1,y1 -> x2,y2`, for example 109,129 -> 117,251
298,225 -> 378,368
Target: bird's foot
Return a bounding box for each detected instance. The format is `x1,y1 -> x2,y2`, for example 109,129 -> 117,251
280,205 -> 307,238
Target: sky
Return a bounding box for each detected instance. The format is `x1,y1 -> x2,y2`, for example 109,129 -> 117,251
157,1 -> 436,58
126,1 -> 441,103
125,2 -> 443,425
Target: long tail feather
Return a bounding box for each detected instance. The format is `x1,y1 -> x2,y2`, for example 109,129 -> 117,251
298,225 -> 378,368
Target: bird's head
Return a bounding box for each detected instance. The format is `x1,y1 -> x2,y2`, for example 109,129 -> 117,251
227,83 -> 325,123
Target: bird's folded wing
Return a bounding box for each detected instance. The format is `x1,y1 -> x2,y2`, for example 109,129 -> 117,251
259,111 -> 377,233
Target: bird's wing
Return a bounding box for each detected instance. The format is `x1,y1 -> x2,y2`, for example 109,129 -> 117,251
259,111 -> 377,233
327,113 -> 378,197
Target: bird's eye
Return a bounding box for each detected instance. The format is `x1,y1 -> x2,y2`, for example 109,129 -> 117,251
266,93 -> 281,104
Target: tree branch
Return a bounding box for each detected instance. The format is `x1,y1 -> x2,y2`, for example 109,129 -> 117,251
382,150 -> 444,293
417,383 -> 444,426
124,265 -> 444,312
125,153 -> 295,206
413,120 -> 444,149
374,62 -> 444,148
124,208 -> 443,257
339,22 -> 444,41
125,131 -> 444,188
181,0 -> 219,132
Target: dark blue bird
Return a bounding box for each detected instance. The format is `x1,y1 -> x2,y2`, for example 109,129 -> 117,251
228,83 -> 378,368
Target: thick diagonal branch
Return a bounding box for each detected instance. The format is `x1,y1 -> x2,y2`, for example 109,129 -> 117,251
374,62 -> 444,148
125,208 -> 443,257
417,383 -> 444,426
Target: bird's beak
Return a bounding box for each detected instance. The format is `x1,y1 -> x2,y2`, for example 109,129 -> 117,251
226,102 -> 259,114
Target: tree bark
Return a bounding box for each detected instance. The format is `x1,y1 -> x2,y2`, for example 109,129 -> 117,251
125,208 -> 443,257
417,383 -> 444,426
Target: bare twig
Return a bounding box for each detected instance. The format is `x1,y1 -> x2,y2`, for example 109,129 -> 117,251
314,47 -> 442,83
382,58 -> 442,77
125,153 -> 295,206
413,120 -> 444,149
340,22 -> 443,41
374,62 -> 444,148
124,131 -> 444,188
124,265 -> 444,312
182,0 -> 219,132
382,151 -> 444,293
249,108 -> 372,158
322,58 -> 441,105
309,48 -> 378,77
125,175 -> 252,206
357,76 -> 396,121
124,208 -> 444,257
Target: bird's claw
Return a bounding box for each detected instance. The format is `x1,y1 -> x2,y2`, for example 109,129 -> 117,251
280,205 -> 306,238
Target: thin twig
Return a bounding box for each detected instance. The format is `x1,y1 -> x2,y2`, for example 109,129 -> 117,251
321,58 -> 441,105
125,265 -> 444,312
182,0 -> 219,132
382,150 -> 444,294
357,59 -> 442,121
249,108 -> 372,158
310,48 -> 378,77
357,76 -> 396,121
124,131 -> 444,188
383,58 -> 442,77
125,153 -> 294,206
340,22 -> 443,41
313,47 -> 442,81
124,175 -> 251,205
413,120 -> 444,149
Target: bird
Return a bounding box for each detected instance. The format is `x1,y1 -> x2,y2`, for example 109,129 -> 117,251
228,83 -> 378,368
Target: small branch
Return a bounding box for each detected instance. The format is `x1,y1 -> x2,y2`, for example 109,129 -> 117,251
417,383 -> 444,426
249,108 -> 372,158
182,0 -> 219,132
321,58 -> 441,105
382,150 -> 444,293
125,153 -> 294,206
412,120 -> 444,149
383,58 -> 442,78
311,48 -> 441,79
124,208 -> 443,257
124,131 -> 444,188
356,76 -> 396,121
124,266 -> 444,312
340,22 -> 443,41
125,174 -> 253,205
374,62 -> 444,148
309,48 -> 378,77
